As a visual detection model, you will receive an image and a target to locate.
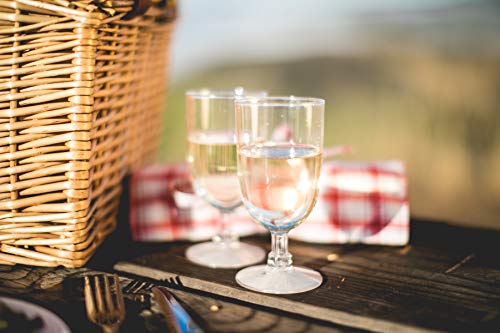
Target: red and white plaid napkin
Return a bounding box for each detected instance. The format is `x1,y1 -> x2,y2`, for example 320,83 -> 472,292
129,161 -> 409,245
289,160 -> 409,245
129,164 -> 260,242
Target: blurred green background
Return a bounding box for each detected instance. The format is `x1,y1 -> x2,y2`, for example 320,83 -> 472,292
159,0 -> 500,230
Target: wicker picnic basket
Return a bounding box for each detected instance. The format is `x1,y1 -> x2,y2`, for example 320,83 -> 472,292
0,0 -> 175,267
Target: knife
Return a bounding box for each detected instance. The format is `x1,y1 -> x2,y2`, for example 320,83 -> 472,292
152,286 -> 205,333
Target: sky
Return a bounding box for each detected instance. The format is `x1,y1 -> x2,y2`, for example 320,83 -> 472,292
169,0 -> 500,80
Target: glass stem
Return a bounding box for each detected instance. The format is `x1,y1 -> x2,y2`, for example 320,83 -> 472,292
268,232 -> 292,269
212,210 -> 238,244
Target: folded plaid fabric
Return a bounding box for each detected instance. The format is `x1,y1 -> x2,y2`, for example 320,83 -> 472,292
289,160 -> 409,245
129,164 -> 261,242
129,161 -> 409,245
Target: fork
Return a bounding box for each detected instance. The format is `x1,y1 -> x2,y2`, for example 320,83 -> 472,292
84,274 -> 126,333
123,279 -> 155,295
121,280 -> 155,306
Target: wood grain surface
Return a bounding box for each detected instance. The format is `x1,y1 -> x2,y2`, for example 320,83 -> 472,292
114,220 -> 500,333
0,177 -> 362,333
0,265 -> 354,332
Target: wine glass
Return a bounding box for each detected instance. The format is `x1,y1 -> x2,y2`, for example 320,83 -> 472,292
235,96 -> 325,294
184,88 -> 267,268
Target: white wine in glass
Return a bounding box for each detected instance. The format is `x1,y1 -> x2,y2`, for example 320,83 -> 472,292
188,132 -> 241,211
238,143 -> 322,232
235,96 -> 325,294
184,89 -> 267,269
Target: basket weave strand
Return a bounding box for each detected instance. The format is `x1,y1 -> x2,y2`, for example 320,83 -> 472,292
0,0 -> 174,267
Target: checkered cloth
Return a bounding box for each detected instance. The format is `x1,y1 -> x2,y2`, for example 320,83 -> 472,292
129,164 -> 260,242
129,161 -> 409,245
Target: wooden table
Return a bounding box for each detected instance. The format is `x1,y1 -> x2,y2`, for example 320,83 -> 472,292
0,183 -> 499,333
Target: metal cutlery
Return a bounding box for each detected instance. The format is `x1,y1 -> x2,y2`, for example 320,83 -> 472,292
152,286 -> 205,333
84,274 -> 126,333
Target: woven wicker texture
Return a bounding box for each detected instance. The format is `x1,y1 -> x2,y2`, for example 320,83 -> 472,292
0,0 -> 174,267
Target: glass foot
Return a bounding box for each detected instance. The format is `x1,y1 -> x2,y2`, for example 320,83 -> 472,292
185,241 -> 266,269
235,264 -> 323,294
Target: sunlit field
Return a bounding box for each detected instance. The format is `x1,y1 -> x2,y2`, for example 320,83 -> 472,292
160,51 -> 500,230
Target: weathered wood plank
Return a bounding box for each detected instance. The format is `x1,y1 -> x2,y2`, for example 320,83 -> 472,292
170,287 -> 359,333
0,265 -> 350,333
114,221 -> 500,333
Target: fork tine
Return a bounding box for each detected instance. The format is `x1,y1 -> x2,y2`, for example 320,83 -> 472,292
126,280 -> 141,293
103,274 -> 115,312
123,280 -> 138,293
94,275 -> 105,313
134,282 -> 147,293
124,280 -> 154,294
143,282 -> 155,292
113,274 -> 125,318
83,276 -> 95,319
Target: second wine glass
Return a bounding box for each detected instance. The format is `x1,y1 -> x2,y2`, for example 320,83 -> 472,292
185,88 -> 266,268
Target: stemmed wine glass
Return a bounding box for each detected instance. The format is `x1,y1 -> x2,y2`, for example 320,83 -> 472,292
185,88 -> 266,268
235,96 -> 325,294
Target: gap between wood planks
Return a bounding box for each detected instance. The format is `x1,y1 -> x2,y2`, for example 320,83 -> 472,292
444,253 -> 475,274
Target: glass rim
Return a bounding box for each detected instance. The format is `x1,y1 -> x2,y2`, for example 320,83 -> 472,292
235,96 -> 325,107
186,88 -> 267,100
